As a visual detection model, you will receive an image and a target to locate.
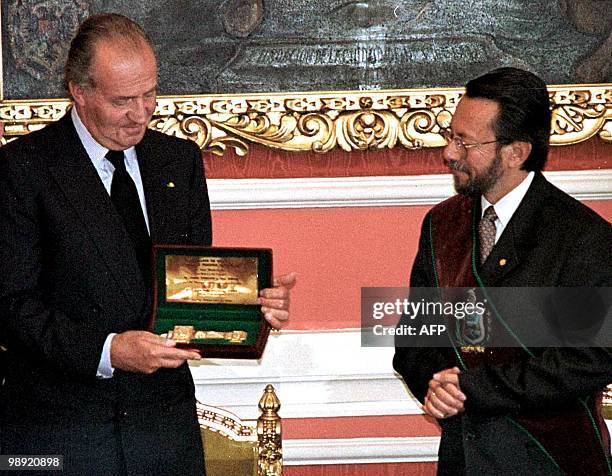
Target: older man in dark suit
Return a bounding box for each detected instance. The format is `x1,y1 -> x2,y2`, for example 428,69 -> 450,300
0,13 -> 295,475
393,68 -> 612,475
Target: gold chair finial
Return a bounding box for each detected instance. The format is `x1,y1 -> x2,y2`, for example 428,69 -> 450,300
257,385 -> 282,475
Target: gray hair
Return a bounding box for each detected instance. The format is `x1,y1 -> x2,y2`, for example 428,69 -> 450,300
64,13 -> 154,91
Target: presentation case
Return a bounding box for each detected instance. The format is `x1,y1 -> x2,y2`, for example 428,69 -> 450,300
150,245 -> 272,359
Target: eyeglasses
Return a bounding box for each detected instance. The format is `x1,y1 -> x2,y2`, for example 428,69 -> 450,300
441,130 -> 499,153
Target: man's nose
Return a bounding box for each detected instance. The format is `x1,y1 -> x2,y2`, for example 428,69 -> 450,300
127,98 -> 149,124
442,142 -> 460,165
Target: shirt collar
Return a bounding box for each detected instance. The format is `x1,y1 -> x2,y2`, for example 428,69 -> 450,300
481,171 -> 535,228
71,107 -> 136,164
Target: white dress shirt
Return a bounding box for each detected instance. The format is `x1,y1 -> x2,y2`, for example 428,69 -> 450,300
481,171 -> 535,244
71,108 -> 150,378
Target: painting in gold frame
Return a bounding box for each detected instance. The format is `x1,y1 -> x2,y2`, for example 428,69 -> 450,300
0,1 -> 610,155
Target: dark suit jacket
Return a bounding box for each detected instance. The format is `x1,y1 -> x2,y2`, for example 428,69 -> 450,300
394,173 -> 612,475
0,114 -> 212,475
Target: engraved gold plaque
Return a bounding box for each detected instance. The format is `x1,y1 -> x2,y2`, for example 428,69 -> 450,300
165,255 -> 258,305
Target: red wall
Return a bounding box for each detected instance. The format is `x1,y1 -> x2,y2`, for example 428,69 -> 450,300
213,201 -> 611,330
213,205 -> 428,329
204,140 -> 610,179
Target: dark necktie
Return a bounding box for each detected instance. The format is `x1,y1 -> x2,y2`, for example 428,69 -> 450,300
106,150 -> 151,282
478,205 -> 498,264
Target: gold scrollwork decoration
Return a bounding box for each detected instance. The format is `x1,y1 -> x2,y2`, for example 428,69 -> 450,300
297,112 -> 336,153
338,110 -> 397,151
0,85 -> 609,154
398,109 -> 447,149
551,104 -> 610,144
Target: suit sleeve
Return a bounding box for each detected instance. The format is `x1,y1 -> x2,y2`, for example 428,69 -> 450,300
186,142 -> 212,247
459,223 -> 612,415
0,147 -> 110,378
393,211 -> 454,404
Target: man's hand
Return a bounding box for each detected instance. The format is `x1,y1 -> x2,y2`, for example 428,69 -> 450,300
424,367 -> 466,420
258,272 -> 297,329
111,330 -> 201,374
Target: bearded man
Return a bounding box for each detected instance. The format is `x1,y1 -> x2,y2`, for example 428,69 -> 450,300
393,67 -> 611,475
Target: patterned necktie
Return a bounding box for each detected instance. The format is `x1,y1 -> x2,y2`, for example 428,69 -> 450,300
106,150 -> 151,281
478,205 -> 498,264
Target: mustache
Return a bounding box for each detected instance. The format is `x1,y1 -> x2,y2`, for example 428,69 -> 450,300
447,160 -> 468,173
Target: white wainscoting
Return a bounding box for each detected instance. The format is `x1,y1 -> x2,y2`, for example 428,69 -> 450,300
207,169 -> 612,210
283,436 -> 440,466
190,329 -> 419,420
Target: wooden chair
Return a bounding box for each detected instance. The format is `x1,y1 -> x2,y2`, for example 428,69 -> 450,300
197,384 -> 282,476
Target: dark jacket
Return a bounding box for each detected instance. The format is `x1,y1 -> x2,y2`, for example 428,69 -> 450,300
0,114 -> 212,475
394,173 -> 612,475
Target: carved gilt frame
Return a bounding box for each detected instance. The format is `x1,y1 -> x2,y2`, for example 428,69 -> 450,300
1,0 -> 610,154
1,85 -> 611,155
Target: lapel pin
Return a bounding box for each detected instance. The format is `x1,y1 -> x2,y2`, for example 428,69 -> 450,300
499,258 -> 507,267
166,182 -> 175,188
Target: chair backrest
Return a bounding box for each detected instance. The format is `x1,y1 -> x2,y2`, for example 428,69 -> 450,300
197,384 -> 282,476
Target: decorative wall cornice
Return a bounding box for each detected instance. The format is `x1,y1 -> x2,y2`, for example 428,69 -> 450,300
1,85 -> 610,154
207,170 -> 612,210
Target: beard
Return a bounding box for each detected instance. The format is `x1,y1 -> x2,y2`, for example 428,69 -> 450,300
450,151 -> 504,197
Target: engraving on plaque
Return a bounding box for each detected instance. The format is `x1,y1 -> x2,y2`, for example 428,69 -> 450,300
165,255 -> 258,304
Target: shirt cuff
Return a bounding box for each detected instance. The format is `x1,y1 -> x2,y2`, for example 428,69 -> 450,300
96,333 -> 116,379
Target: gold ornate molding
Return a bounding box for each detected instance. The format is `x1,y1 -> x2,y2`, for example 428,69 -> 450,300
0,85 -> 610,155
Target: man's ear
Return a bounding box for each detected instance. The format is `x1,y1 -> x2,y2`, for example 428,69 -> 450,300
502,141 -> 532,170
68,81 -> 87,107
